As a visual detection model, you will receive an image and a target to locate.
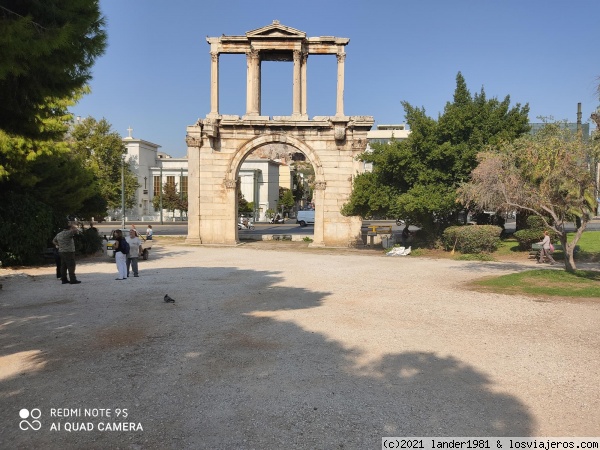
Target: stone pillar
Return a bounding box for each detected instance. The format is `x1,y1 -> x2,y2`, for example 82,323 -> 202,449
185,127 -> 202,245
311,181 -> 327,247
246,49 -> 260,116
292,50 -> 302,117
256,53 -> 261,115
210,52 -> 219,117
335,52 -> 346,117
301,52 -> 308,116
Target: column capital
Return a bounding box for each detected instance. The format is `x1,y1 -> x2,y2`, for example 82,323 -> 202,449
246,47 -> 260,60
210,52 -> 219,62
336,52 -> 346,63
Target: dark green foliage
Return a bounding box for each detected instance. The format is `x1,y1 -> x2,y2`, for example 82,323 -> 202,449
237,189 -> 252,213
75,226 -> 103,255
442,225 -> 502,254
0,0 -> 106,139
344,72 -> 529,238
513,215 -> 554,250
0,191 -> 53,265
152,182 -> 186,215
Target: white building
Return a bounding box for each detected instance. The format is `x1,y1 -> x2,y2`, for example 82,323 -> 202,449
238,159 -> 283,221
122,135 -> 282,222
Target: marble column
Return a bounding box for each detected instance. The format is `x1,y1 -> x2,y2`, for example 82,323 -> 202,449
246,49 -> 260,116
210,52 -> 219,116
292,50 -> 302,117
301,52 -> 308,116
335,52 -> 346,117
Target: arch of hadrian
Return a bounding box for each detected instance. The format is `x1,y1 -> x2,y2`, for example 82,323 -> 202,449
185,21 -> 374,247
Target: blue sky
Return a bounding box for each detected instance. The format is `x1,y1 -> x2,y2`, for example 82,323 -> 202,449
72,0 -> 600,158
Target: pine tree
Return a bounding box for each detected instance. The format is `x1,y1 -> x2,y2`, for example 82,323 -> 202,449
0,0 -> 106,138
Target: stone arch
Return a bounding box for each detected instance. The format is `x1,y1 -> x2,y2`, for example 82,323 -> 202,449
227,133 -> 326,245
185,23 -> 373,247
227,133 -> 324,183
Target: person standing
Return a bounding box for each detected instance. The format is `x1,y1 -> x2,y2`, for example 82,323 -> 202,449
113,230 -> 128,280
401,225 -> 410,247
146,224 -> 153,240
125,229 -> 142,277
52,223 -> 81,284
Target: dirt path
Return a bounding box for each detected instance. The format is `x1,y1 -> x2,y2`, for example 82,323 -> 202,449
1,243 -> 599,449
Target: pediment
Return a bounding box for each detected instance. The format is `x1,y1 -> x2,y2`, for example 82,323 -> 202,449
246,20 -> 306,39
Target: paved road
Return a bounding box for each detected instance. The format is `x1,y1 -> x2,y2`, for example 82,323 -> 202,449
95,218 -> 600,238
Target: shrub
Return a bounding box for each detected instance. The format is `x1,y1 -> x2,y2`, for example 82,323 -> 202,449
0,192 -> 54,266
442,225 -> 502,254
513,215 -> 555,250
513,229 -> 544,250
75,226 -> 103,255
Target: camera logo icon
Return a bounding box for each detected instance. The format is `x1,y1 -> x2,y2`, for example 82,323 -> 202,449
19,408 -> 42,431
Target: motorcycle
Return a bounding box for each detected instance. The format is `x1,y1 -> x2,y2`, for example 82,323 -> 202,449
238,217 -> 255,230
269,214 -> 285,224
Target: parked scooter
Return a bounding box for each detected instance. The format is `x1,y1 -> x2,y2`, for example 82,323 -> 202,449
269,214 -> 285,224
238,217 -> 255,230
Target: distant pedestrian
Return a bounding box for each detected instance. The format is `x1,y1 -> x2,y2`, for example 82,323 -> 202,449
146,224 -> 153,240
113,230 -> 128,280
537,230 -> 556,265
401,225 -> 410,247
126,229 -> 142,277
52,223 -> 81,284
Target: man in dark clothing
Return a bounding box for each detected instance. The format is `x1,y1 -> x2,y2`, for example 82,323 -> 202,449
52,223 -> 81,284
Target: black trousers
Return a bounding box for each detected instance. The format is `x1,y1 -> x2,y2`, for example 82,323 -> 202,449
59,252 -> 77,282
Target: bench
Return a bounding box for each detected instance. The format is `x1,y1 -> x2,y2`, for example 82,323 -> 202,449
529,243 -> 578,259
365,225 -> 393,246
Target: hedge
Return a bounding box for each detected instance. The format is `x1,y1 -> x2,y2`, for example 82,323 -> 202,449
442,225 -> 502,254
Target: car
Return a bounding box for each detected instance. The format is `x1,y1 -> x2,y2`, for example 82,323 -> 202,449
296,210 -> 315,227
106,229 -> 152,260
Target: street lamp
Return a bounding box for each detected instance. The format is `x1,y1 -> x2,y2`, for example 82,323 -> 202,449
121,154 -> 126,229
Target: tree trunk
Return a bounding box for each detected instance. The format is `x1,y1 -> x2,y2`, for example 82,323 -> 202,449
563,248 -> 577,272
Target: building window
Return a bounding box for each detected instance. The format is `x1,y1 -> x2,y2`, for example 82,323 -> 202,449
166,176 -> 175,187
181,176 -> 188,195
153,176 -> 161,196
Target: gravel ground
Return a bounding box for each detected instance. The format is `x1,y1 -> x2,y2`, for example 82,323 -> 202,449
0,242 -> 599,449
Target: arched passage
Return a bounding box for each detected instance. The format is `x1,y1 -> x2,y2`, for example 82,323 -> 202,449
228,133 -> 325,244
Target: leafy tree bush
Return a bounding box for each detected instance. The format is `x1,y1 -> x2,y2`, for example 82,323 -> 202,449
513,215 -> 555,250
458,120 -> 598,272
0,0 -> 107,139
442,225 -> 502,254
75,226 -> 103,255
0,192 -> 53,265
343,72 -> 529,240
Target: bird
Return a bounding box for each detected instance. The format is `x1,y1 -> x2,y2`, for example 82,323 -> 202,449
164,294 -> 175,303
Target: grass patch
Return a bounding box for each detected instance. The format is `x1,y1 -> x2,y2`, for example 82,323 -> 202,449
472,269 -> 600,298
456,253 -> 495,261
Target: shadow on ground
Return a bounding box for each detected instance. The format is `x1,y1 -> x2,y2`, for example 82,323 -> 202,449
0,265 -> 533,448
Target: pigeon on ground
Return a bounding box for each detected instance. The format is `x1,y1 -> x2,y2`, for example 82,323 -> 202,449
164,294 -> 175,303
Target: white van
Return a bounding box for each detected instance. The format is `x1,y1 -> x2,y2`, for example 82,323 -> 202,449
296,210 -> 315,227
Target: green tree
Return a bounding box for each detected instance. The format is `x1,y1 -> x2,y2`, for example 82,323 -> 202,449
69,117 -> 138,210
0,94 -> 104,265
458,121 -> 599,272
278,188 -> 295,213
0,0 -> 106,139
237,189 -> 253,214
152,182 -> 181,218
343,72 -> 530,237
